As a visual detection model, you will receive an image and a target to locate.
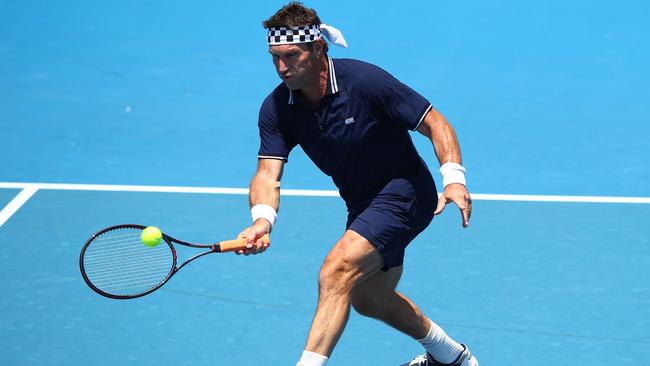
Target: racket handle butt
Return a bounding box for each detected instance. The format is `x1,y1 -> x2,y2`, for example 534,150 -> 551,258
218,234 -> 270,252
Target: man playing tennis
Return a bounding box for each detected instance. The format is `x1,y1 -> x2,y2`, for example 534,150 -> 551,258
238,3 -> 478,366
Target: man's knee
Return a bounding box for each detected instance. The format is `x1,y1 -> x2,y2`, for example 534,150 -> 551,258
318,234 -> 371,294
317,232 -> 384,296
350,267 -> 402,319
318,253 -> 356,294
351,291 -> 392,318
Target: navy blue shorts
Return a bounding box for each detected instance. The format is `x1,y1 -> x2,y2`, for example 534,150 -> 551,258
346,162 -> 438,271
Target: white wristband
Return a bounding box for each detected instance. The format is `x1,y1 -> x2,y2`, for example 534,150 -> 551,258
439,162 -> 467,188
251,204 -> 277,228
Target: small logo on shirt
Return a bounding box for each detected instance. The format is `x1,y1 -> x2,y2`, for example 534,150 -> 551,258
344,117 -> 355,125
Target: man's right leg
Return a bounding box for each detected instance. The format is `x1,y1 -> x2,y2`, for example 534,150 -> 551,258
351,266 -> 468,364
296,230 -> 387,366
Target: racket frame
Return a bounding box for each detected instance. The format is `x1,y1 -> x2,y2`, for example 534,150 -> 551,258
79,224 -> 252,300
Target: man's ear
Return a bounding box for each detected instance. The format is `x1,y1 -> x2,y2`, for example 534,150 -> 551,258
314,40 -> 325,57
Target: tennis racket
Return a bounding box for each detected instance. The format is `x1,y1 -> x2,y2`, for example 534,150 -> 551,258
79,224 -> 269,299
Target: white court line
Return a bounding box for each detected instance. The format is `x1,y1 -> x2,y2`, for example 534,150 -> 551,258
0,185 -> 39,228
0,181 -> 648,204
468,193 -> 650,204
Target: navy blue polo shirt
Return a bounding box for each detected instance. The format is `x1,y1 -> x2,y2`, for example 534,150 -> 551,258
258,57 -> 433,209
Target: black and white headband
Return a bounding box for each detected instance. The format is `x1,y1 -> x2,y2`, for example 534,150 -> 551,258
267,23 -> 348,48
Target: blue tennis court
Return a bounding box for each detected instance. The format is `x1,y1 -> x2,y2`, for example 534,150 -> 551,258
1,1 -> 649,365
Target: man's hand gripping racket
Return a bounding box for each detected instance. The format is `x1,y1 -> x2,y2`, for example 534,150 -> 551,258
236,219 -> 272,256
79,224 -> 270,299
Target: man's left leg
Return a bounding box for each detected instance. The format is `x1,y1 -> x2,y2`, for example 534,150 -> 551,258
296,230 -> 384,365
351,266 -> 476,366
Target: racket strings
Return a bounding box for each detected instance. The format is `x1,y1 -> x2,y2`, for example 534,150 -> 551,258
84,245 -> 169,263
85,255 -> 173,278
92,232 -> 141,241
88,236 -> 146,247
82,228 -> 174,297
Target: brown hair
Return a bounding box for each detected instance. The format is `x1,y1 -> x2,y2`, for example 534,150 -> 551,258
263,2 -> 328,52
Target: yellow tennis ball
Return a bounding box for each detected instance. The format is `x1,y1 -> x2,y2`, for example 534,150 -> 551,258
141,226 -> 162,247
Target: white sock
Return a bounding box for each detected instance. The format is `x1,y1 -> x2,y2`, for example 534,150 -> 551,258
296,350 -> 328,366
416,319 -> 465,364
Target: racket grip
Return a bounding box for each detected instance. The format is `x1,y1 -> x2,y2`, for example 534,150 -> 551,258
219,234 -> 270,252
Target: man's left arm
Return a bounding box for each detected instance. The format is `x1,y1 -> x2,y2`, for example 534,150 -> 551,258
416,107 -> 472,228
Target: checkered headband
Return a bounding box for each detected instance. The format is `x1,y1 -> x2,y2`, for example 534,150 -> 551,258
267,23 -> 348,48
267,24 -> 320,45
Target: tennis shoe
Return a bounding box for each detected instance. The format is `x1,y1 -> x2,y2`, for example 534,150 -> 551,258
401,344 -> 478,366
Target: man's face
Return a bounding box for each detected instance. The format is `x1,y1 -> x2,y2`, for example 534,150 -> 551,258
269,43 -> 316,90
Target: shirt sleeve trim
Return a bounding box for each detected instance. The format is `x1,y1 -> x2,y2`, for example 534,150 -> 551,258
412,104 -> 433,131
257,155 -> 288,161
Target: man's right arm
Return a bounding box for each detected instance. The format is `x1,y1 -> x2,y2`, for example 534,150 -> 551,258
236,158 -> 285,255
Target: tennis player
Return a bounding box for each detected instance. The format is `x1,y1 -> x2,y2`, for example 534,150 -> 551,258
237,3 -> 478,366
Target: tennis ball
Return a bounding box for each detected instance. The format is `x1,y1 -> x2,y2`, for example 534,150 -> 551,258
141,226 -> 162,247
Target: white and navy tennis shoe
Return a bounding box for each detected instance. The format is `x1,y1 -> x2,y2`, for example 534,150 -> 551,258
401,345 -> 478,366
